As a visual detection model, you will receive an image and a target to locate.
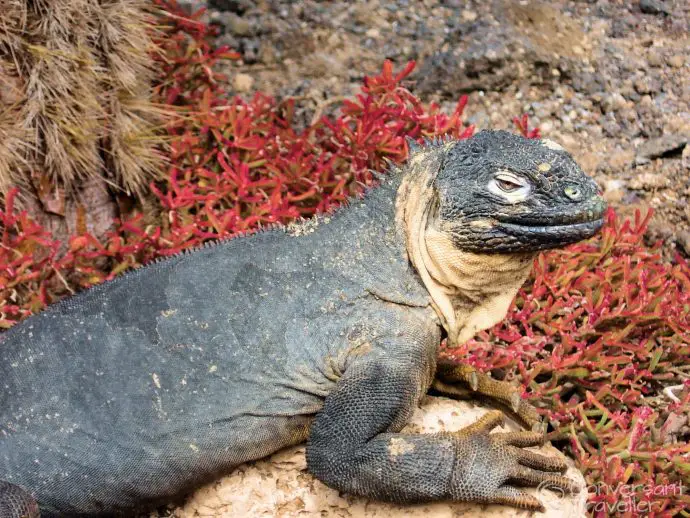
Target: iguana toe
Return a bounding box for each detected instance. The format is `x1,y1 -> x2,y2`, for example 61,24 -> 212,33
449,411 -> 578,510
513,444 -> 568,472
459,408 -> 505,434
508,465 -> 579,493
494,429 -> 544,447
493,486 -> 545,512
433,361 -> 542,429
509,392 -> 521,413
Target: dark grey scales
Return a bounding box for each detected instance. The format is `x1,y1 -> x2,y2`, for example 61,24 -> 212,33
0,130 -> 607,517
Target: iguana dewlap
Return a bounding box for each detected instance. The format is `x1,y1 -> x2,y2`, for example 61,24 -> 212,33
0,130 -> 606,517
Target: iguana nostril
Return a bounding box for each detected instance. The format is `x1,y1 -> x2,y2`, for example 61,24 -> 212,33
564,185 -> 582,201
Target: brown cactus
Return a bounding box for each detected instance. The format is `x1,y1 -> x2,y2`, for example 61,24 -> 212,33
0,0 -> 162,239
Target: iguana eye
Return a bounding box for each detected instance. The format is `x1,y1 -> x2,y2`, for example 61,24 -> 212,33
496,178 -> 521,192
488,172 -> 531,202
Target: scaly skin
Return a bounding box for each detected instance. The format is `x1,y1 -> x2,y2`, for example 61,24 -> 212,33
0,130 -> 606,517
432,361 -> 543,430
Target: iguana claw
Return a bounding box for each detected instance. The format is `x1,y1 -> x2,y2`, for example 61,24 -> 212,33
509,392 -> 521,414
431,360 -> 542,430
468,370 -> 479,391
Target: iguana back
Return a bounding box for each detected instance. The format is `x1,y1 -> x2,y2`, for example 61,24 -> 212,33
0,177 -> 435,516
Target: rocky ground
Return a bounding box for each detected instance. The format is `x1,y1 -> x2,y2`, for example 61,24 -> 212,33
181,0 -> 690,258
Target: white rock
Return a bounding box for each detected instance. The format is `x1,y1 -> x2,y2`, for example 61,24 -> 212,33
232,73 -> 254,93
170,397 -> 587,518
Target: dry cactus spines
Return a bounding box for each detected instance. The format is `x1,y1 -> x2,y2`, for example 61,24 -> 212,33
0,0 -> 31,193
0,58 -> 31,193
0,0 -> 163,203
96,0 -> 165,197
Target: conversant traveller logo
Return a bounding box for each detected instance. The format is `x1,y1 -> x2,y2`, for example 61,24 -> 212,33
536,479 -> 685,515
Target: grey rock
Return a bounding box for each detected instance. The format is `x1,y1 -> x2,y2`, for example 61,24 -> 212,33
628,172 -> 669,190
602,92 -> 627,113
609,17 -> 634,38
177,0 -> 204,10
416,22 -> 551,95
682,143 -> 690,169
216,33 -> 240,52
602,119 -> 623,138
636,134 -> 689,164
416,1 -> 587,96
639,0 -> 671,16
208,10 -> 254,36
678,232 -> 690,256
572,72 -> 605,95
634,77 -> 660,95
647,50 -> 665,67
240,38 -> 261,63
667,55 -> 685,68
225,12 -> 254,36
208,0 -> 255,13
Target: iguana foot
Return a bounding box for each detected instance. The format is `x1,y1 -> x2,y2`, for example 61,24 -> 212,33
450,410 -> 578,511
432,360 -> 542,431
0,480 -> 40,518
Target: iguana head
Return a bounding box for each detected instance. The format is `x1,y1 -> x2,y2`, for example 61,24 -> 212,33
396,130 -> 607,346
414,129 -> 607,253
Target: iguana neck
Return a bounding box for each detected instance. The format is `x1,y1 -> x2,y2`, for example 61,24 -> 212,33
395,152 -> 536,347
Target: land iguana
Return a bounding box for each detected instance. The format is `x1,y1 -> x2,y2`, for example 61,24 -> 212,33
0,130 -> 607,517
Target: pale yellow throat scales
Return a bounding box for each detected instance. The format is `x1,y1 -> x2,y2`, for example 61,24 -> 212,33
395,155 -> 537,347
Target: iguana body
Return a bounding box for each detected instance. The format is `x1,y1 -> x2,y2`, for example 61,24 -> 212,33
0,131 -> 606,517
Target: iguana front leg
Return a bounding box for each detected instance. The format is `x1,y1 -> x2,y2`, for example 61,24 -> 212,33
0,480 -> 40,518
431,360 -> 542,431
306,346 -> 577,511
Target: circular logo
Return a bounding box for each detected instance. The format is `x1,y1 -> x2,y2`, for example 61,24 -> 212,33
536,479 -> 568,513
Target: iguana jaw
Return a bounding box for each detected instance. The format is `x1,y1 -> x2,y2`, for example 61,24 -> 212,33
395,151 -> 535,347
494,218 -> 604,249
423,225 -> 535,347
479,194 -> 607,251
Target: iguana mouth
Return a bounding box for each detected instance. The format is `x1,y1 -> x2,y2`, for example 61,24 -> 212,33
492,196 -> 607,246
496,217 -> 605,243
